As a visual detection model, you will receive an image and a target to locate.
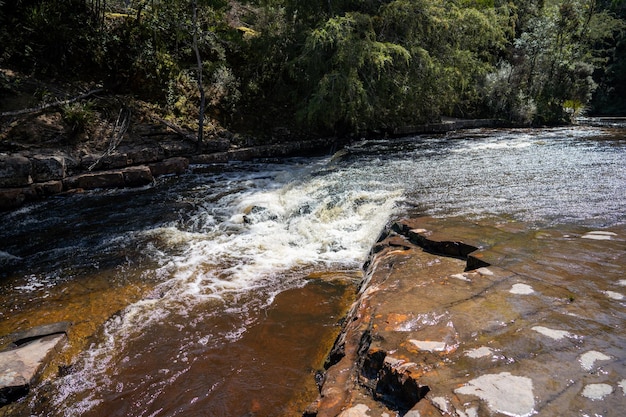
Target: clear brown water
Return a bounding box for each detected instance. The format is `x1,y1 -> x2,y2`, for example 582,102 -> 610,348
0,126 -> 624,416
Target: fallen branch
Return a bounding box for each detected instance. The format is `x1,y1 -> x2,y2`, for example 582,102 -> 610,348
149,115 -> 198,143
88,107 -> 131,171
0,88 -> 106,118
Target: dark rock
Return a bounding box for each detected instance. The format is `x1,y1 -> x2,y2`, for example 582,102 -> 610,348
123,166 -> 154,187
79,153 -> 98,170
76,171 -> 125,189
191,153 -> 229,164
0,155 -> 32,187
148,157 -> 189,177
0,188 -> 26,210
30,155 -> 66,182
100,153 -> 130,169
127,147 -> 163,165
41,180 -> 64,196
159,141 -> 196,158
200,138 -> 230,153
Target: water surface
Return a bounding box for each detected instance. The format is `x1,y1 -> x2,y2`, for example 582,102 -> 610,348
0,126 -> 624,416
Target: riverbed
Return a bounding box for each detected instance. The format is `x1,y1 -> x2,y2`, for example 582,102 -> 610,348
1,126 -> 624,416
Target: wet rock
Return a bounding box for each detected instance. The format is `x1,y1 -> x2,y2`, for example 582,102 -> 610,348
0,188 -> 26,210
30,155 -> 66,182
0,322 -> 70,406
0,155 -> 32,187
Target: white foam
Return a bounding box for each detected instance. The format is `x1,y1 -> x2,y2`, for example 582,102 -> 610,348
48,158 -> 406,415
618,280 -> 626,287
476,267 -> 494,276
510,283 -> 534,295
455,372 -> 535,417
579,351 -> 611,371
581,383 -> 613,400
532,326 -> 575,340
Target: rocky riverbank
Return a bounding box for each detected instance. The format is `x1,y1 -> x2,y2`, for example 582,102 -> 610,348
0,127 -> 340,211
0,116 -> 511,211
306,217 -> 626,417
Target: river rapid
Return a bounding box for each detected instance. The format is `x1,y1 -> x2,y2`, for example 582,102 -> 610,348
1,127 -> 625,416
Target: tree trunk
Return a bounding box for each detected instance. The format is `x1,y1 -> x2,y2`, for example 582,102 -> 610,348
192,0 -> 205,153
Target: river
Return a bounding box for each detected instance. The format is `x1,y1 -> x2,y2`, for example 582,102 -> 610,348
1,126 -> 625,416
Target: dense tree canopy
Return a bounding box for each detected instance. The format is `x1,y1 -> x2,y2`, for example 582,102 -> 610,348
1,0 -> 624,137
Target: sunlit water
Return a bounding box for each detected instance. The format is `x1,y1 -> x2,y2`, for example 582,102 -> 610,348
0,127 -> 624,416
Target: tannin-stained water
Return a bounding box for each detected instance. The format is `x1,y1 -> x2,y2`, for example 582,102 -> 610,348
0,127 -> 625,416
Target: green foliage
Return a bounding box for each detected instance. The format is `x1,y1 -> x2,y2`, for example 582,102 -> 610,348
62,100 -> 96,137
1,0 -> 624,135
295,11 -> 410,132
480,0 -> 626,123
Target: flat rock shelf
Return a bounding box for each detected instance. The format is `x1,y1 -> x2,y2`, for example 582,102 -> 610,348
307,217 -> 626,417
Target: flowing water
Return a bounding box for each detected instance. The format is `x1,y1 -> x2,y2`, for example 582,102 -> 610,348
0,127 -> 625,416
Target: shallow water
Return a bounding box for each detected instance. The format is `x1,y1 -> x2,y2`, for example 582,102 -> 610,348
0,126 -> 625,416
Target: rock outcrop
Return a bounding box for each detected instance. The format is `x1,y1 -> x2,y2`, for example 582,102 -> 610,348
307,217 -> 626,417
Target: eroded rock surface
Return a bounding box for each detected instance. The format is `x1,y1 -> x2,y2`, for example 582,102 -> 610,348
308,217 -> 626,416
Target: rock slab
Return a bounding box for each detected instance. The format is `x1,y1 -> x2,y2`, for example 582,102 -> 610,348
307,217 -> 626,416
0,322 -> 69,406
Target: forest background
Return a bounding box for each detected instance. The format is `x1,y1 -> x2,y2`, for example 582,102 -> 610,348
1,0 -> 625,141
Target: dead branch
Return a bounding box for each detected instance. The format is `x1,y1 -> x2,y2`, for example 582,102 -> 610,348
88,107 -> 131,171
149,115 -> 198,143
0,88 -> 105,118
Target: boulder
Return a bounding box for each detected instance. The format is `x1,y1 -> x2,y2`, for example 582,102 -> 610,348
30,155 -> 66,182
80,153 -> 129,171
148,157 -> 189,177
40,180 -> 64,196
127,147 -> 163,165
0,155 -> 32,187
123,166 -> 154,187
159,141 -> 196,158
100,153 -> 130,169
76,171 -> 125,189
